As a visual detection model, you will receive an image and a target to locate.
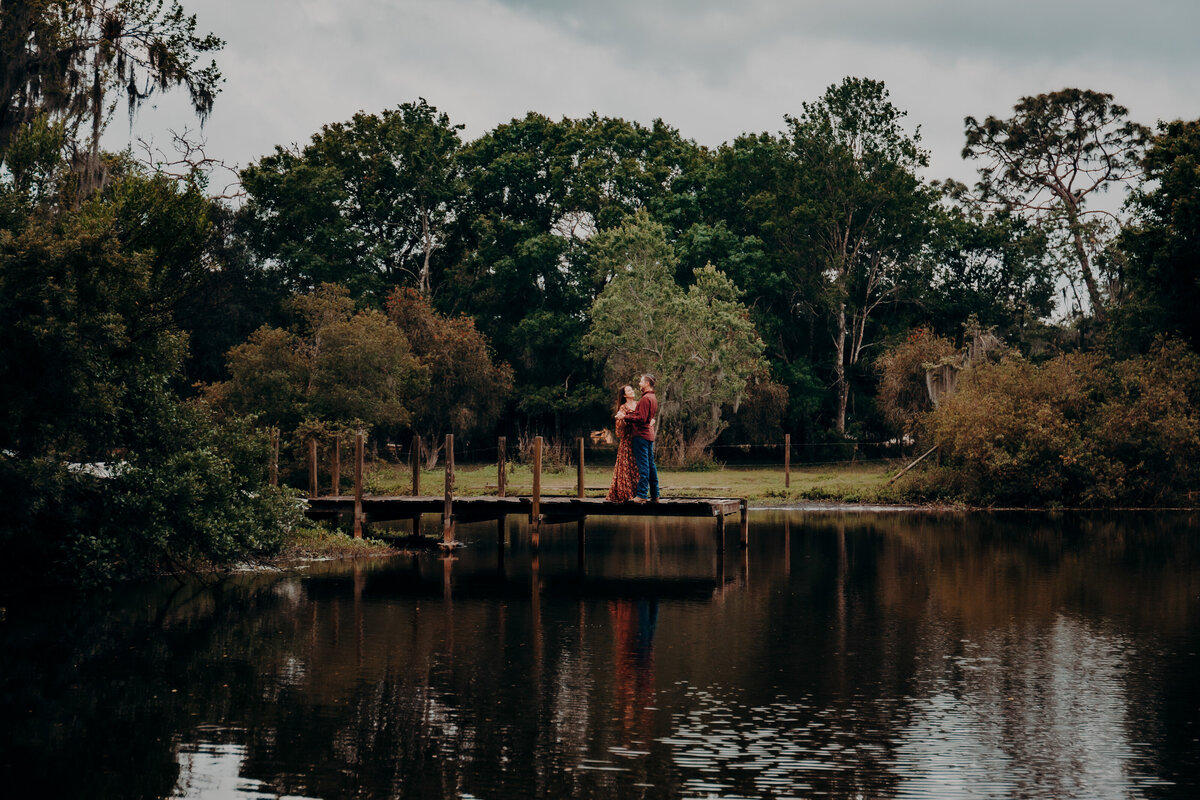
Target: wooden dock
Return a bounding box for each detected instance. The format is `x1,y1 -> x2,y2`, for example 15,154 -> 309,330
297,432 -> 749,548
304,495 -> 749,547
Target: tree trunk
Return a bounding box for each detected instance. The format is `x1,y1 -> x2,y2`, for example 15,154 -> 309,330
420,203 -> 432,295
1069,215 -> 1106,322
834,300 -> 848,435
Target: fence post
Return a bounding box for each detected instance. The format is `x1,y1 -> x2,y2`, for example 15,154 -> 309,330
308,439 -> 318,498
531,435 -> 542,547
332,435 -> 341,496
784,433 -> 791,489
443,433 -> 455,544
497,436 -> 507,497
577,437 -> 585,498
410,436 -> 421,496
353,430 -> 364,539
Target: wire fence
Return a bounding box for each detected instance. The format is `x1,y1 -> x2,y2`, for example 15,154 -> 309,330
375,436 -> 913,470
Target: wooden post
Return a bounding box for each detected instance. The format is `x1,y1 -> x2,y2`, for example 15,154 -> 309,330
784,433 -> 791,489
332,436 -> 341,496
497,436 -> 507,497
443,433 -> 455,544
353,430 -> 364,539
739,498 -> 749,548
308,439 -> 318,498
410,436 -> 421,496
531,435 -> 542,546
269,428 -> 279,487
577,437 -> 585,498
714,512 -> 725,553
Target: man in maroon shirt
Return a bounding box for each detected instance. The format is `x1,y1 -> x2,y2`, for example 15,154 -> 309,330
618,373 -> 659,502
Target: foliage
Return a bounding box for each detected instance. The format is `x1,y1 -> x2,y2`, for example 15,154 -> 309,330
961,88 -> 1150,322
0,168 -> 298,587
783,77 -> 938,433
240,99 -> 463,302
445,113 -> 706,433
876,328 -> 958,439
387,287 -> 513,465
1110,119 -> 1200,354
584,213 -> 768,463
923,202 -> 1056,341
0,0 -> 223,188
923,340 -> 1200,506
209,284 -> 428,441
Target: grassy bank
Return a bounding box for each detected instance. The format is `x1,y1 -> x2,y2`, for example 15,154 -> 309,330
277,524 -> 397,561
364,460 -> 906,506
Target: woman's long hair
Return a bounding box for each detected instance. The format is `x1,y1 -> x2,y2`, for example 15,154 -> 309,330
615,386 -> 629,414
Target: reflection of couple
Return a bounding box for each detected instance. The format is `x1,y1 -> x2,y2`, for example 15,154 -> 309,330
605,374 -> 659,503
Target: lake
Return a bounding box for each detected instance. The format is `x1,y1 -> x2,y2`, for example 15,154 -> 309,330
2,509 -> 1198,799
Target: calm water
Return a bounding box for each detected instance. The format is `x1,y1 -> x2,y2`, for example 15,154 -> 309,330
2,510 -> 1199,799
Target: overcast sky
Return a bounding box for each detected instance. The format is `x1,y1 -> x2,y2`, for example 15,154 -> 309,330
112,0 -> 1200,189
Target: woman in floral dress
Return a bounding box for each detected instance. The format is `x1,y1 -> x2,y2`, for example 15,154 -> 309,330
606,385 -> 640,502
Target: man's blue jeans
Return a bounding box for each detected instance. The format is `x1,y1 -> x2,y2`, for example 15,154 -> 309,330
632,436 -> 659,499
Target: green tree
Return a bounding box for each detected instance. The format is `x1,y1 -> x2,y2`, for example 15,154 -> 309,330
583,214 -> 768,463
961,88 -> 1150,323
445,113 -> 710,437
923,341 -> 1200,506
922,203 -> 1056,343
1111,119 -> 1200,353
210,284 -> 427,440
0,0 -> 223,189
387,288 -> 513,466
0,169 -> 297,587
785,77 -> 938,434
240,99 -> 463,302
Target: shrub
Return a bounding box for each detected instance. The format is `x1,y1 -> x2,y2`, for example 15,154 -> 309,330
876,327 -> 959,439
920,339 -> 1200,506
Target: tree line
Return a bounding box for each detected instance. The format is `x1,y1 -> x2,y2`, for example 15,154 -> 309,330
2,1 -> 1198,585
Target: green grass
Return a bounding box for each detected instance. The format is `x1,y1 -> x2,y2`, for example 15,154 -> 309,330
363,460 -> 906,505
278,523 -> 397,560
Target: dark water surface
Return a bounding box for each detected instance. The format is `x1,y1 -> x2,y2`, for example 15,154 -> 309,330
3,510 -> 1200,799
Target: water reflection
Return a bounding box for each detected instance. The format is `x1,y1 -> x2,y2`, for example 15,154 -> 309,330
1,511 -> 1197,799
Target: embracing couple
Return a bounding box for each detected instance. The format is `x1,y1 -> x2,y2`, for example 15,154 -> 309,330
605,373 -> 659,504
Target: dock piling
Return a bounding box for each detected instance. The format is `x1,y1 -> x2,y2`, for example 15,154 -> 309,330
353,430 -> 364,539
443,433 -> 455,544
308,439 -> 318,498
333,436 -> 341,496
577,437 -> 585,498
531,435 -> 542,547
497,435 -> 507,497
739,498 -> 749,548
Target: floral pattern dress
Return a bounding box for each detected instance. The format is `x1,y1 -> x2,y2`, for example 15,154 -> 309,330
606,416 -> 639,502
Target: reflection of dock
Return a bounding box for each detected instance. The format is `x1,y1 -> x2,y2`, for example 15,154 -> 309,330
305,495 -> 749,547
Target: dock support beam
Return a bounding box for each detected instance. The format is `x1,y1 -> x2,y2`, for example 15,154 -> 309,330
577,437 -> 585,498
308,438 -> 318,498
497,436 -> 507,497
531,436 -> 542,547
353,430 -> 364,539
739,499 -> 749,548
410,436 -> 421,496
443,433 -> 455,544
333,436 -> 341,497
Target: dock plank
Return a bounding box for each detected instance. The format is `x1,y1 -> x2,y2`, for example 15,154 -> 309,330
304,494 -> 743,523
